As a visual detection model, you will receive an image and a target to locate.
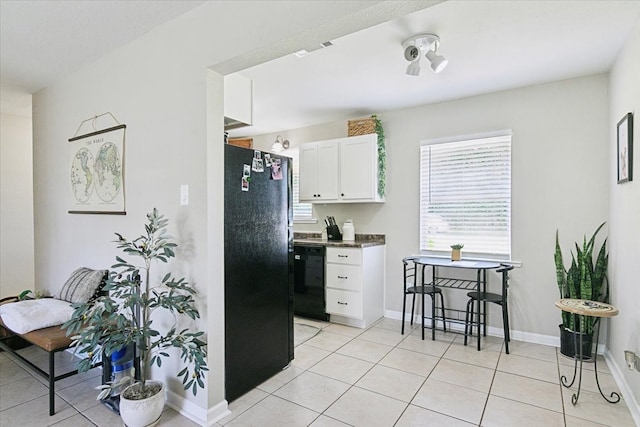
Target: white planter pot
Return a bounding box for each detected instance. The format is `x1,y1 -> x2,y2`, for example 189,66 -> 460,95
119,381 -> 165,427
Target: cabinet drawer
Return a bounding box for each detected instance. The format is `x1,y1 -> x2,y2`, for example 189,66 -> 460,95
326,248 -> 361,265
326,289 -> 362,319
326,264 -> 361,291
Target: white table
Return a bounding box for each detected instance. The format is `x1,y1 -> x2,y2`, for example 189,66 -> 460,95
410,257 -> 501,350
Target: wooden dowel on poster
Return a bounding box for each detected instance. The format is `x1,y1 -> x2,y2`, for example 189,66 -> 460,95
68,211 -> 127,215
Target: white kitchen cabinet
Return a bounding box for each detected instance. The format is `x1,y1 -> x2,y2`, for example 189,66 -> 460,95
299,141 -> 338,202
325,245 -> 385,328
299,133 -> 384,203
339,134 -> 378,200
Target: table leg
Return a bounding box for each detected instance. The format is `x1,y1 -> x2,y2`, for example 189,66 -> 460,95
421,267 -> 425,340
560,314 -> 579,391
476,269 -> 481,351
571,312 -> 584,405
593,317 -> 621,404
482,270 -> 487,337
432,266 -> 436,341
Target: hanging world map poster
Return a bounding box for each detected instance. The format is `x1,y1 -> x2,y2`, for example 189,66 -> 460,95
68,124 -> 126,214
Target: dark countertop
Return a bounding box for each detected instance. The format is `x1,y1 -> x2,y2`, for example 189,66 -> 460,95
294,233 -> 385,248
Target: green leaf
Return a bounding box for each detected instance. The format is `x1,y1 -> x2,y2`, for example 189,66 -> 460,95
68,209 -> 208,396
554,222 -> 607,333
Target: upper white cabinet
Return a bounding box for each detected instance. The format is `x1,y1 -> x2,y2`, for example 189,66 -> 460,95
300,133 -> 384,203
299,140 -> 339,202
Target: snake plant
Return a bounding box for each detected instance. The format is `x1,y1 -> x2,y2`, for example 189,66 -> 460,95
554,222 -> 608,334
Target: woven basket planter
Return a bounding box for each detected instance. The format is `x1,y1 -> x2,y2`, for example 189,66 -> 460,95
348,118 -> 377,136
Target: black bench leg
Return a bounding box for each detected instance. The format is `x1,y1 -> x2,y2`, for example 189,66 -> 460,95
49,351 -> 55,415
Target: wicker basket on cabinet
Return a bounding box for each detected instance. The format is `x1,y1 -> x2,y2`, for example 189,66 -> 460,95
348,117 -> 377,136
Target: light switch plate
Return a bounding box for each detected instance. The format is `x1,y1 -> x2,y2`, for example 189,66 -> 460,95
180,185 -> 189,205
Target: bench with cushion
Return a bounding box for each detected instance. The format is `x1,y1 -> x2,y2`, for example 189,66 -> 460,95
0,267 -> 107,415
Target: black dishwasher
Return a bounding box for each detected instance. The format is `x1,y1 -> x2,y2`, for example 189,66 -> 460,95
293,245 -> 328,321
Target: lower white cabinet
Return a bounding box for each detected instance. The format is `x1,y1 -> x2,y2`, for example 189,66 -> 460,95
325,245 -> 385,328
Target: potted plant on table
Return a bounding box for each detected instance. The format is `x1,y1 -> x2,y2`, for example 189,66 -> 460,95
554,222 -> 608,360
63,209 -> 208,427
450,244 -> 464,261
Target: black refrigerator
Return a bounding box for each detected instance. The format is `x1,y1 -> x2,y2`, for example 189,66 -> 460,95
224,144 -> 294,402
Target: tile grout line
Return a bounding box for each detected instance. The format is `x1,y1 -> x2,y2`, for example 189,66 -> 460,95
292,322 -> 365,426
322,323 -> 414,427
479,340 -> 505,427
392,327 -> 456,426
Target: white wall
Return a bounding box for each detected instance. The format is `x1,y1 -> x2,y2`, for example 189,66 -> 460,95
0,108 -> 34,298
24,0 -> 638,421
29,1 -> 438,423
608,19 -> 640,419
256,74 -> 611,343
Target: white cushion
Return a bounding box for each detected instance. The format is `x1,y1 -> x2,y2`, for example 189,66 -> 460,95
0,298 -> 75,334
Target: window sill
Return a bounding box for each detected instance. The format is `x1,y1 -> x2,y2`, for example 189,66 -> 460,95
294,218 -> 318,224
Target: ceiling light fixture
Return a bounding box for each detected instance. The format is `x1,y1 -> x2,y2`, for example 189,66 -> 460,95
402,33 -> 448,76
406,52 -> 421,76
272,135 -> 290,152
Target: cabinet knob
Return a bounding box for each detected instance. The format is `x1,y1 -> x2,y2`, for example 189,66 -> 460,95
337,275 -> 348,279
341,193 -> 344,197
337,301 -> 348,305
338,255 -> 348,258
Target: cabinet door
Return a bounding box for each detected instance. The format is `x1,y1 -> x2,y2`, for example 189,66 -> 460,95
299,143 -> 318,201
339,134 -> 376,200
315,141 -> 339,201
326,247 -> 362,265
326,264 -> 362,292
326,289 -> 362,318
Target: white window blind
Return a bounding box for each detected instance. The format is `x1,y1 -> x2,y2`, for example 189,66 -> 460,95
292,150 -> 312,221
420,134 -> 512,259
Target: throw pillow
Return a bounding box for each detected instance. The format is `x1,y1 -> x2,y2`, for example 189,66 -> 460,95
55,267 -> 107,304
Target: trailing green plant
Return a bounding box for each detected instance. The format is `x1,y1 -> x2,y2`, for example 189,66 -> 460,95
63,209 -> 208,400
18,289 -> 43,300
372,114 -> 386,198
554,222 -> 608,334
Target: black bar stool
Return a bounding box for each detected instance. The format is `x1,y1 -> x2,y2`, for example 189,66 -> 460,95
464,264 -> 514,352
401,257 -> 446,338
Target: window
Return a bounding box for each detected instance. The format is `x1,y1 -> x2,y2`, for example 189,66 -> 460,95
291,148 -> 313,221
420,132 -> 512,260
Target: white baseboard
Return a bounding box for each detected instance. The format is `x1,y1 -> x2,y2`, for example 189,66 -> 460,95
165,389 -> 230,426
384,309 -> 605,353
604,350 -> 640,426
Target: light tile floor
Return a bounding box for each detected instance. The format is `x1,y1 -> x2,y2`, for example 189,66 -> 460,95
0,318 -> 636,426
0,344 -> 200,427
218,318 -> 637,427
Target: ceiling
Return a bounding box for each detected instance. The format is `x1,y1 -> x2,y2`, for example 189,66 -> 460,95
228,1 -> 640,138
1,1 -> 639,130
0,0 -> 206,100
